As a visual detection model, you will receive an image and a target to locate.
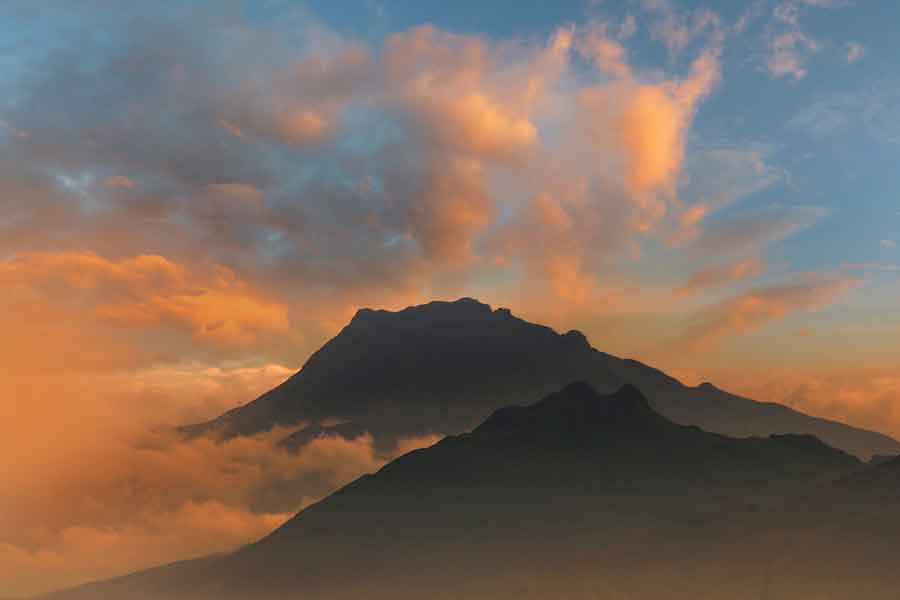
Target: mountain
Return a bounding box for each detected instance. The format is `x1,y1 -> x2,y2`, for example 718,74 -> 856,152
184,297 -> 899,459
48,383 -> 899,600
868,453 -> 898,465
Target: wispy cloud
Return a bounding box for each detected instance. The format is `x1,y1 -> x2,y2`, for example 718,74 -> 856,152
687,205 -> 828,257
677,257 -> 765,296
677,272 -> 860,351
764,0 -> 853,80
841,262 -> 900,272
789,84 -> 900,144
845,41 -> 865,63
766,30 -> 820,79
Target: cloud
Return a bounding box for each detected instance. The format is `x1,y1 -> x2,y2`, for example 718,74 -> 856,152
0,7 -> 733,310
0,372 -> 438,598
688,205 -> 828,257
393,433 -> 445,457
386,27 -> 540,160
0,501 -> 289,598
401,156 -> 492,264
0,249 -> 437,596
577,40 -> 721,228
764,0 -> 856,80
375,25 -> 572,265
203,183 -> 264,207
0,423 -> 427,596
788,93 -> 856,138
766,31 -> 820,79
677,272 -> 860,350
674,145 -> 784,243
789,85 -> 900,144
880,239 -> 897,249
578,26 -> 633,79
797,0 -> 852,7
841,262 -> 900,273
677,257 -> 765,296
845,42 -> 865,64
0,344 -> 294,596
224,43 -> 373,146
0,251 -> 290,348
640,0 -> 723,56
102,175 -> 136,190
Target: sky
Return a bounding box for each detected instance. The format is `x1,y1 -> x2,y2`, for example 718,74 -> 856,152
1,0 -> 899,595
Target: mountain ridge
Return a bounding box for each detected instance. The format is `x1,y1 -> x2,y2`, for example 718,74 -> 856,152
183,298 -> 899,459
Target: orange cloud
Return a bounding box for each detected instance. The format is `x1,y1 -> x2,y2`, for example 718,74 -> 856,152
677,257 -> 765,296
544,255 -> 594,305
405,157 -> 492,265
0,246 -> 440,596
578,27 -> 633,79
225,44 -> 372,146
202,183 -> 264,208
678,273 -> 860,351
422,91 -> 537,158
579,48 -> 720,227
101,175 -> 136,190
0,408 -> 437,596
0,251 -> 290,347
385,26 -> 541,160
380,26 -> 577,265
0,502 -> 289,598
618,83 -> 685,196
620,51 -> 719,198
0,351 -> 294,596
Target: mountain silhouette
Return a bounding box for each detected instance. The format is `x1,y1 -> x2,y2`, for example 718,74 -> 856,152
183,298 -> 898,459
49,383 -> 896,600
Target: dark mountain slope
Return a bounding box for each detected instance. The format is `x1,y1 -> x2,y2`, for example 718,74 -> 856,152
49,383 -> 871,600
184,298 -> 899,459
740,450 -> 900,599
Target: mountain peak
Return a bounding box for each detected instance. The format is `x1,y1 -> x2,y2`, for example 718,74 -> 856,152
348,297 -> 495,326
473,382 -> 660,442
541,381 -> 654,418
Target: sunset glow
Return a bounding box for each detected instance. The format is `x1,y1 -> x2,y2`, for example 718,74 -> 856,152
2,1 -> 899,597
